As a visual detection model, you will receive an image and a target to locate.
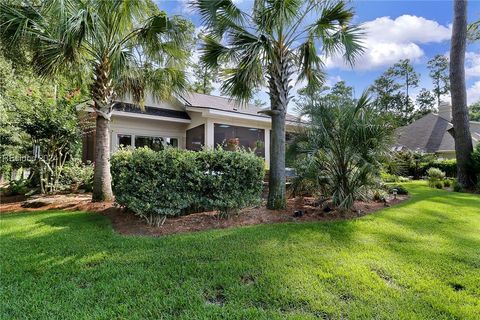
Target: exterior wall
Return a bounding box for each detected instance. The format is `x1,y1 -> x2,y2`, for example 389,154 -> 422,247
110,115 -> 189,152
83,98 -> 300,170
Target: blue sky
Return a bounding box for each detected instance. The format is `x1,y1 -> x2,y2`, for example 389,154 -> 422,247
156,0 -> 480,107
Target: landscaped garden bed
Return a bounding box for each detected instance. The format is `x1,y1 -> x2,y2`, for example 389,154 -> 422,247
0,192 -> 407,236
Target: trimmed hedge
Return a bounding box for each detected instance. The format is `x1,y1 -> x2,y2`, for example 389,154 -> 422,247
421,159 -> 457,178
111,147 -> 264,226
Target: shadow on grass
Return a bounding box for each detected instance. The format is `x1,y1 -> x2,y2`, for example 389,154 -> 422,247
1,183 -> 479,319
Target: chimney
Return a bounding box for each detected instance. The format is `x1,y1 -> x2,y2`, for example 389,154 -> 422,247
438,101 -> 452,121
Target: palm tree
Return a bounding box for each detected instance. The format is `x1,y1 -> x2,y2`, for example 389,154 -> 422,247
450,0 -> 477,188
288,92 -> 394,209
193,0 -> 364,209
0,0 -> 192,201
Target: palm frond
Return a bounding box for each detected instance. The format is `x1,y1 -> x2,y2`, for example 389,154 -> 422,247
296,35 -> 326,90
310,1 -> 364,66
192,0 -> 245,36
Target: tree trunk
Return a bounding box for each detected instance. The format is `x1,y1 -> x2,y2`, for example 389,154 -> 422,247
450,0 -> 477,188
91,58 -> 114,201
92,114 -> 113,201
266,49 -> 291,210
268,110 -> 286,209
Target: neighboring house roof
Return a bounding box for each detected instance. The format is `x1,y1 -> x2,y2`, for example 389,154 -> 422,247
113,102 -> 191,120
394,112 -> 480,153
180,92 -> 301,123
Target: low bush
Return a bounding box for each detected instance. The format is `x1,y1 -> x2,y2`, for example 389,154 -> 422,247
372,189 -> 388,202
443,179 -> 452,188
61,159 -> 94,192
380,172 -> 399,183
453,180 -> 463,193
422,159 -> 457,178
3,179 -> 29,196
387,185 -> 409,195
427,167 -> 446,180
427,168 -> 446,189
382,151 -> 457,179
111,148 -> 264,226
434,180 -> 444,189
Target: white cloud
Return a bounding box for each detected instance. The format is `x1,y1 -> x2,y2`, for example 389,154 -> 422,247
465,52 -> 480,78
325,15 -> 451,70
467,81 -> 480,105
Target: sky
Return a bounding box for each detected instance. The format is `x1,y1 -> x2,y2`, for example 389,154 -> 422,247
155,0 -> 480,109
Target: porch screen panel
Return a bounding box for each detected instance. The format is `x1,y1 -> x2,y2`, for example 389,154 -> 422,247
186,124 -> 205,151
214,124 -> 265,157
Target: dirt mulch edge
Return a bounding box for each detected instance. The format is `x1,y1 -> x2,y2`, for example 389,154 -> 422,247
1,193 -> 409,237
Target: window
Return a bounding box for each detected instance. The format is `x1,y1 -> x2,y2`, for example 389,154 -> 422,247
165,137 -> 178,148
214,124 -> 265,157
118,134 -> 132,148
118,134 -> 179,151
135,136 -> 164,151
186,124 -> 205,151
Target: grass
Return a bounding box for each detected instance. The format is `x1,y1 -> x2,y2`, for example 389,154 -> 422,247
1,182 -> 479,319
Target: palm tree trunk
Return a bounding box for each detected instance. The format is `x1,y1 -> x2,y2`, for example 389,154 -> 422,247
266,53 -> 290,210
91,59 -> 114,201
92,114 -> 113,201
450,0 -> 477,188
269,110 -> 287,209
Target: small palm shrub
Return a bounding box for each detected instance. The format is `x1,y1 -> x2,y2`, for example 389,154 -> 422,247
288,92 -> 394,210
427,167 -> 446,188
111,148 -> 264,226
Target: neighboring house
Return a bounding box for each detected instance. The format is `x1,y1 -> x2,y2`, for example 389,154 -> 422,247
82,92 -> 301,167
394,102 -> 480,159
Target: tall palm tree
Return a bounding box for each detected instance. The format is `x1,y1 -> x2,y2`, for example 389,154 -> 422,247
450,0 -> 477,188
193,0 -> 364,209
0,0 -> 192,201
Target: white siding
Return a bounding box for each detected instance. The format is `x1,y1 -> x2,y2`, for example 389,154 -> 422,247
110,115 -> 189,152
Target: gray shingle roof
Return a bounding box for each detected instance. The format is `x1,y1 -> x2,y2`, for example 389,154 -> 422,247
181,92 -> 300,123
394,113 -> 480,153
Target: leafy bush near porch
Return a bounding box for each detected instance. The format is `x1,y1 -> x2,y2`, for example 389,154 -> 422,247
111,148 -> 264,226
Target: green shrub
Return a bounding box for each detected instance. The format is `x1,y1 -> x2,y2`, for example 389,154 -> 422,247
387,185 -> 409,195
419,159 -> 457,178
111,148 -> 264,226
443,179 -> 452,188
452,180 -> 463,192
472,144 -> 480,174
427,167 -> 446,188
380,172 -> 399,183
434,180 -> 444,189
372,189 -> 388,201
4,179 -> 29,196
61,159 -> 94,192
427,167 -> 446,180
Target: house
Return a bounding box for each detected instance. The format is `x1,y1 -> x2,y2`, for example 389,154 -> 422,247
393,102 -> 480,158
82,92 -> 301,167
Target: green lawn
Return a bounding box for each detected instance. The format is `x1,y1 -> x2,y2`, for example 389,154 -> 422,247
1,182 -> 479,319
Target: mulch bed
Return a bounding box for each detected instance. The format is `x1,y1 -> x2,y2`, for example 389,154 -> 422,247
0,194 -> 408,236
